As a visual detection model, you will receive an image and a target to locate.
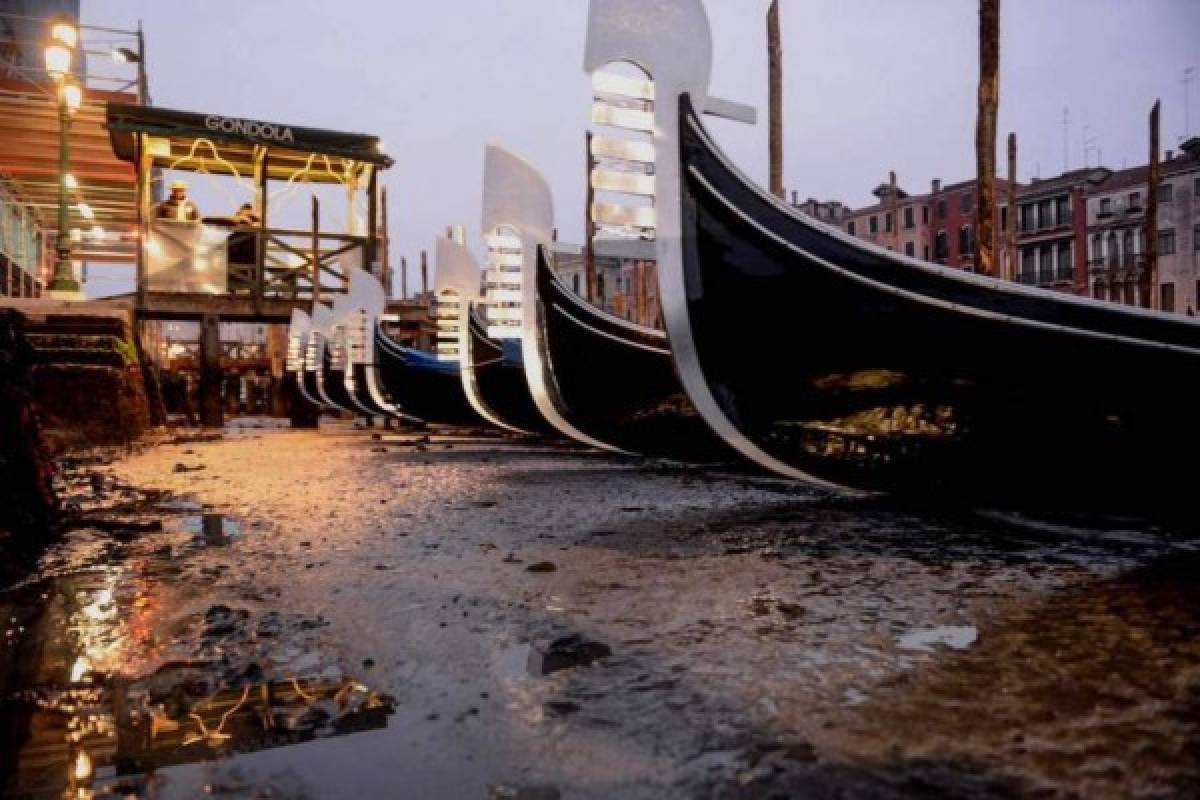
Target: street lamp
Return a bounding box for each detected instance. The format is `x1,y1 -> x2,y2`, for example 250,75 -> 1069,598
44,15 -> 83,298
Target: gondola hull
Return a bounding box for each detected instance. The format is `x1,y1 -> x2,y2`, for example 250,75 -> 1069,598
375,327 -> 479,425
676,94 -> 1200,509
465,307 -> 553,434
535,247 -> 730,463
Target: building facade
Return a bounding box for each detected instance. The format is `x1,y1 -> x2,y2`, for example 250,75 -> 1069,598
843,184 -> 933,261
1013,167 -> 1108,295
926,177 -> 1014,272
1087,138 -> 1200,312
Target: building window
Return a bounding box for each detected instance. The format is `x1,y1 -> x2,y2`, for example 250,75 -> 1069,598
572,274 -> 580,294
935,230 -> 948,260
1123,282 -> 1136,306
1019,204 -> 1035,232
961,193 -> 973,213
1021,248 -> 1036,281
1099,197 -> 1112,216
923,245 -> 930,260
597,273 -> 605,300
1158,182 -> 1173,202
847,220 -> 856,236
1128,191 -> 1141,210
904,241 -> 915,257
1159,228 -> 1176,255
1000,206 -> 1007,232
959,225 -> 973,256
1038,199 -> 1053,229
1038,245 -> 1053,282
1194,224 -> 1200,252
885,212 -> 894,233
937,199 -> 946,220
1056,240 -> 1072,281
922,205 -> 929,224
1161,282 -> 1176,313
1055,196 -> 1070,226
904,207 -> 914,229
1094,283 -> 1107,301
1091,233 -> 1102,262
869,215 -> 878,234
1107,231 -> 1119,267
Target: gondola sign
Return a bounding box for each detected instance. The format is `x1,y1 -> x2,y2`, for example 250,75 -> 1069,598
204,115 -> 295,144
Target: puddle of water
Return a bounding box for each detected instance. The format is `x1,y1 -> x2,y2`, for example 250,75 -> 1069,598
176,514 -> 242,547
896,625 -> 978,653
0,567 -> 393,799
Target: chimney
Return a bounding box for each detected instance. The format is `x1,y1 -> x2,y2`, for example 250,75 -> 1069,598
931,178 -> 941,193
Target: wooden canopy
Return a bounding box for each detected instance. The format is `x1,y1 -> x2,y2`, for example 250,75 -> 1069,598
105,103 -> 393,183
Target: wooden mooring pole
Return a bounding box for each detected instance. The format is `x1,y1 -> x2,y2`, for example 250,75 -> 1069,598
1144,100 -> 1161,309
767,0 -> 784,199
420,250 -> 429,299
311,195 -> 321,309
1006,132 -> 1017,281
584,131 -> 597,303
198,314 -> 223,428
400,256 -> 408,300
975,0 -> 1000,278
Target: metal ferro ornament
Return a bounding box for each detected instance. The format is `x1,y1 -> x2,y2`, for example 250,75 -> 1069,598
287,309 -> 325,409
326,274 -> 386,417
306,302 -> 342,410
582,0 -> 841,487
433,236 -> 526,433
344,269 -> 413,421
482,144 -> 628,453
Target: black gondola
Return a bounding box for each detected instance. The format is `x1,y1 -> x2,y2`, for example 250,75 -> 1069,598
533,246 -> 731,462
464,304 -> 553,435
374,326 -> 480,425
674,93 -> 1200,509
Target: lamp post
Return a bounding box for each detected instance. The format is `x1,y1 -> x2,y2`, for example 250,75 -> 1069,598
44,15 -> 84,298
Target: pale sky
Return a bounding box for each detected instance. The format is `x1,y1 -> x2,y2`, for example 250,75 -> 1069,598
79,0 -> 1200,295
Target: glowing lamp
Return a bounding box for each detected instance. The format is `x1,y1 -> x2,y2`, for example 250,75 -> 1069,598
77,202 -> 94,220
44,43 -> 71,78
60,80 -> 82,112
64,173 -> 78,189
50,18 -> 79,48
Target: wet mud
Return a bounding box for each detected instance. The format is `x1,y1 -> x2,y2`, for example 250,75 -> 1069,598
1,422 -> 1198,798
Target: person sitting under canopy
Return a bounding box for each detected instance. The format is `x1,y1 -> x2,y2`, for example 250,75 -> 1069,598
154,180 -> 200,222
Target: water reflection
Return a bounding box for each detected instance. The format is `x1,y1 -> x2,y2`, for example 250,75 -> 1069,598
1,556 -> 391,799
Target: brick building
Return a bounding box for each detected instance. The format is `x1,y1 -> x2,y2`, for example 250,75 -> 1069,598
926,177 -> 1015,272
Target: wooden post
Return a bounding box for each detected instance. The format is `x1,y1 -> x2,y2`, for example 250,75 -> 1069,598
975,0 -> 1000,278
311,194 -> 321,310
366,167 -> 378,273
636,261 -> 647,325
400,256 -> 408,299
254,149 -> 269,310
1006,132 -> 1018,282
889,170 -> 900,251
1145,99 -> 1160,309
198,314 -> 223,428
584,131 -> 597,303
767,0 -> 784,199
380,186 -> 391,295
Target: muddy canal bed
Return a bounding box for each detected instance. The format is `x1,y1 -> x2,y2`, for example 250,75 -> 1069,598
2,422 -> 1199,798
